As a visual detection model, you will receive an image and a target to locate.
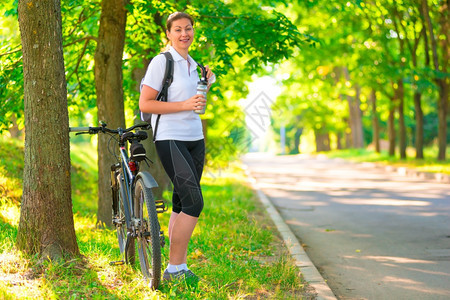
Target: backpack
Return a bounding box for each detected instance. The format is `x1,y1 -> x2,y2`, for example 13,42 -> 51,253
140,52 -> 174,142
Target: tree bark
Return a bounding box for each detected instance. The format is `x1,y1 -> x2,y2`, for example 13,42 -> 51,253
370,89 -> 380,153
94,0 -> 128,227
17,0 -> 79,259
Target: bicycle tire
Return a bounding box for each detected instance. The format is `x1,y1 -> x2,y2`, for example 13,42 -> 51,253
116,174 -> 135,264
134,178 -> 162,289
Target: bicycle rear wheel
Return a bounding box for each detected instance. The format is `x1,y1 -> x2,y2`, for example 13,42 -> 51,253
115,174 -> 135,264
134,178 -> 162,289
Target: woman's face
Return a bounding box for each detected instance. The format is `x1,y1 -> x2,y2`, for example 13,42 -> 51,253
167,18 -> 194,51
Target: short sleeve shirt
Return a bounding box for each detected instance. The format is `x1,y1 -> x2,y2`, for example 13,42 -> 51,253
141,46 -> 203,141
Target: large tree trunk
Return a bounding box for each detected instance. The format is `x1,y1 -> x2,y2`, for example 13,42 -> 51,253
17,0 -> 79,259
94,0 -> 128,227
422,0 -> 448,161
370,89 -> 380,153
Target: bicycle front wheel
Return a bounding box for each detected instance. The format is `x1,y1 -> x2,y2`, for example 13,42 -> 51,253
134,178 -> 162,289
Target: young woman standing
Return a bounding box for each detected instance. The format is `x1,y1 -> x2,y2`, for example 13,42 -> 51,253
139,12 -> 215,281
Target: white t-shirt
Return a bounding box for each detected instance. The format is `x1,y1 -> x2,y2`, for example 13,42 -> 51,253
141,47 -> 203,141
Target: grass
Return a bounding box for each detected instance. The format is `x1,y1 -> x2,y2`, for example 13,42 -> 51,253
0,137 -> 313,299
320,146 -> 450,175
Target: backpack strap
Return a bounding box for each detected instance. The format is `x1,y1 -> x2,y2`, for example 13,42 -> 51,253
153,52 -> 174,142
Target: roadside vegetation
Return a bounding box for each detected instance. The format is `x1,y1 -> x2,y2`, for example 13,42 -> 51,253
0,137 -> 313,299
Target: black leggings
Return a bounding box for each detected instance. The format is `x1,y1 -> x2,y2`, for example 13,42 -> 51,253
155,139 -> 205,217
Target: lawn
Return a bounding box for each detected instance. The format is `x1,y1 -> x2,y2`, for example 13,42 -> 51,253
0,137 -> 313,299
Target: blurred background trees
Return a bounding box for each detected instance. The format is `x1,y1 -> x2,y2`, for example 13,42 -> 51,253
1,0 -> 448,162
271,0 -> 448,160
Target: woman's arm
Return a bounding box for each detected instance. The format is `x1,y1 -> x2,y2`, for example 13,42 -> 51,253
139,84 -> 206,114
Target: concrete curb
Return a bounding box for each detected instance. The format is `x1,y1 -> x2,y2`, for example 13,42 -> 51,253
245,170 -> 337,300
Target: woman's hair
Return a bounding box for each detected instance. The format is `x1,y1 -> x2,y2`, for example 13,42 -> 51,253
166,12 -> 194,32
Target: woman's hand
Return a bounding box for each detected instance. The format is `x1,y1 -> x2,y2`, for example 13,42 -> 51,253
183,94 -> 206,111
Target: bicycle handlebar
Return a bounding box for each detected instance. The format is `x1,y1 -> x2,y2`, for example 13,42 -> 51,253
69,123 -> 150,135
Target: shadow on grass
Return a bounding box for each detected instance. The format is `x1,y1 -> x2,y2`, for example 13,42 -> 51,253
39,257 -> 120,299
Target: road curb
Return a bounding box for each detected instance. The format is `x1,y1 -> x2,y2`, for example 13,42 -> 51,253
245,169 -> 337,300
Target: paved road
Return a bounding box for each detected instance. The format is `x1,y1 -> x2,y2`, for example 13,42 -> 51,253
242,153 -> 450,300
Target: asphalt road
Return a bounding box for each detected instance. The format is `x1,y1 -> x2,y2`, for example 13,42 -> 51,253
242,153 -> 450,300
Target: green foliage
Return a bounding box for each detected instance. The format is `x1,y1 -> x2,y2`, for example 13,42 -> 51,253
271,0 -> 447,154
0,2 -> 22,134
1,0 -> 311,165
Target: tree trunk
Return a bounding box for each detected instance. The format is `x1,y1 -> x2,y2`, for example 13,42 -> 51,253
353,85 -> 364,148
314,130 -> 330,152
131,59 -> 171,199
388,96 -> 396,157
293,126 -> 303,154
336,132 -> 343,150
17,0 -> 79,259
397,79 -> 407,159
94,0 -> 128,227
370,89 -> 380,153
422,0 -> 448,161
413,91 -> 425,159
343,68 -> 364,148
412,25 -> 425,159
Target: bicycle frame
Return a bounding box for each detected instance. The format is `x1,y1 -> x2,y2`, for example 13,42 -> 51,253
118,145 -> 135,231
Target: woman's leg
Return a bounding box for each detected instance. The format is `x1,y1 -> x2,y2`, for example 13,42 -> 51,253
168,211 -> 179,240
156,140 -> 205,270
168,212 -> 198,264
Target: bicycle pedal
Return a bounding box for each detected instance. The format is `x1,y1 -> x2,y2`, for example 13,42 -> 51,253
109,260 -> 125,266
155,199 -> 167,213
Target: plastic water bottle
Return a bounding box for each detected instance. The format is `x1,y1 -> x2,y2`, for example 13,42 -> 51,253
194,71 -> 208,114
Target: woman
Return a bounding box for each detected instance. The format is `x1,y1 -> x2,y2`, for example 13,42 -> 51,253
139,12 -> 215,281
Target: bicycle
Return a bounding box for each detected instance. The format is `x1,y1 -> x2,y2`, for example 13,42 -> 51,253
70,122 -> 166,289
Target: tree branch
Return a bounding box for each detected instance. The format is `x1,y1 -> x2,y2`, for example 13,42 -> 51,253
0,47 -> 22,57
66,38 -> 90,82
63,36 -> 97,47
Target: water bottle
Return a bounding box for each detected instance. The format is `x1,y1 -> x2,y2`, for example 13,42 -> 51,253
194,66 -> 208,114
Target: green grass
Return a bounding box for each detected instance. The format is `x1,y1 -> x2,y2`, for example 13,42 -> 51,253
320,146 -> 450,174
0,138 -> 311,299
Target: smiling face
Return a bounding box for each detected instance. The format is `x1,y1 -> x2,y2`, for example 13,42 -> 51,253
167,18 -> 194,53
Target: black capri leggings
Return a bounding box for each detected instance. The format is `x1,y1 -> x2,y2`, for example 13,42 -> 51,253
155,139 -> 205,217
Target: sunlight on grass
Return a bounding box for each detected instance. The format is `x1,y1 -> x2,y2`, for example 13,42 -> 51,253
0,200 -> 20,227
1,136 -> 309,299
